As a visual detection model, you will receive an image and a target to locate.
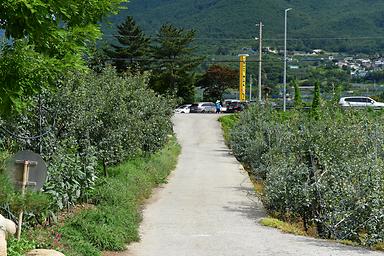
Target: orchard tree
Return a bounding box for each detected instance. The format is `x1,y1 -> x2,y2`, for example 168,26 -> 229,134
0,0 -> 126,114
150,24 -> 202,103
106,16 -> 150,73
198,65 -> 238,101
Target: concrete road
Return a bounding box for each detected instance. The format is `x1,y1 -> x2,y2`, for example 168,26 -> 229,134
122,114 -> 383,256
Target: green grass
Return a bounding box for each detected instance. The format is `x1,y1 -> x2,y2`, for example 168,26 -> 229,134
373,242 -> 384,251
218,114 -> 239,144
6,136 -> 179,256
260,217 -> 307,237
49,137 -> 180,256
260,218 -> 384,251
7,237 -> 37,256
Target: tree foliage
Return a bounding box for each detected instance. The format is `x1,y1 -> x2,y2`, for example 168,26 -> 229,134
198,65 -> 238,101
0,0 -> 126,113
150,24 -> 203,103
229,106 -> 384,245
0,41 -> 62,113
1,67 -> 175,212
311,81 -> 321,118
0,0 -> 125,55
115,0 -> 384,54
106,16 -> 150,73
292,79 -> 302,108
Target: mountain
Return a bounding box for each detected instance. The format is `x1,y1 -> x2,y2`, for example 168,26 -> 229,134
104,0 -> 384,53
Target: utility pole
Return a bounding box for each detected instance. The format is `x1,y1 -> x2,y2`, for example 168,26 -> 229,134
283,8 -> 292,112
256,22 -> 264,103
249,74 -> 253,101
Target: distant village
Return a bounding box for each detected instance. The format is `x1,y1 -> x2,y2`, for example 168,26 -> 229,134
242,46 -> 384,79
289,48 -> 384,78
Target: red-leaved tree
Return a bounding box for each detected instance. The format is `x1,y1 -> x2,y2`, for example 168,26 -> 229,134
198,65 -> 238,101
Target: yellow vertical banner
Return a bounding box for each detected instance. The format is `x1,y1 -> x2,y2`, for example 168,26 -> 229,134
238,54 -> 249,101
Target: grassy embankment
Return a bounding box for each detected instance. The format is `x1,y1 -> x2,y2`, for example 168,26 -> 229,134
8,137 -> 181,256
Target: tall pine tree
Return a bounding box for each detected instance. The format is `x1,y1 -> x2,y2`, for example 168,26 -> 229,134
292,79 -> 303,109
107,16 -> 150,73
150,24 -> 202,103
311,81 -> 321,119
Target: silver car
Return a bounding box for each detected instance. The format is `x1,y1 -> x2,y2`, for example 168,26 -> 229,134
190,102 -> 216,113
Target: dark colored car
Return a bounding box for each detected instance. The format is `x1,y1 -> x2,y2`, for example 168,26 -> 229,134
226,101 -> 248,113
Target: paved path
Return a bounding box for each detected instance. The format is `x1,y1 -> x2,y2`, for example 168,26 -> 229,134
120,114 -> 383,256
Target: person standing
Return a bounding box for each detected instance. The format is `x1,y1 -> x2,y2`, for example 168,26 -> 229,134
215,100 -> 222,114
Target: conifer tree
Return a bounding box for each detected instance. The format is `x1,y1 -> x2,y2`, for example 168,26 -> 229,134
311,81 -> 321,119
107,16 -> 150,73
292,79 -> 303,108
150,24 -> 202,103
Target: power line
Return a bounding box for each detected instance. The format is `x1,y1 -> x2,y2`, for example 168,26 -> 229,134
105,57 -> 330,63
101,34 -> 384,42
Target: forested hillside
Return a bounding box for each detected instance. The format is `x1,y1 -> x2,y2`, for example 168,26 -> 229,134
105,0 -> 384,53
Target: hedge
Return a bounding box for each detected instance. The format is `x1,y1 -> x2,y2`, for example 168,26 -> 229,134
229,105 -> 384,246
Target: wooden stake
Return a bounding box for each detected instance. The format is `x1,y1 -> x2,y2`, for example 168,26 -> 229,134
16,160 -> 29,240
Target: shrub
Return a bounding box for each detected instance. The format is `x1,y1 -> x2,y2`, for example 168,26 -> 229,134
59,137 -> 181,255
0,66 -> 175,221
229,106 -> 384,245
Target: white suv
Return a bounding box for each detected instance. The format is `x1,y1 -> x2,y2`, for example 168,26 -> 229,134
339,96 -> 384,108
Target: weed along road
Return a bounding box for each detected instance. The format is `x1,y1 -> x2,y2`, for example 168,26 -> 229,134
120,114 -> 383,256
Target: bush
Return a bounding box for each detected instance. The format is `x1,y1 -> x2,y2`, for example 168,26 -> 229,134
0,66 -> 175,221
229,105 -> 384,245
59,137 -> 181,255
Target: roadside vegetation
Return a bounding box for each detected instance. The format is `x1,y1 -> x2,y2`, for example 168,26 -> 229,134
3,0 -> 384,255
0,67 -> 178,255
220,103 -> 384,250
0,1 -> 185,255
218,114 -> 239,143
4,138 -> 180,255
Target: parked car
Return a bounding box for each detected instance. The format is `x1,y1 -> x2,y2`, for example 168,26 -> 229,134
190,102 -> 216,113
226,101 -> 248,113
339,97 -> 384,108
221,99 -> 240,112
174,104 -> 191,113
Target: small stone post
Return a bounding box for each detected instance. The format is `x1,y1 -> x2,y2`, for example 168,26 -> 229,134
0,214 -> 17,256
